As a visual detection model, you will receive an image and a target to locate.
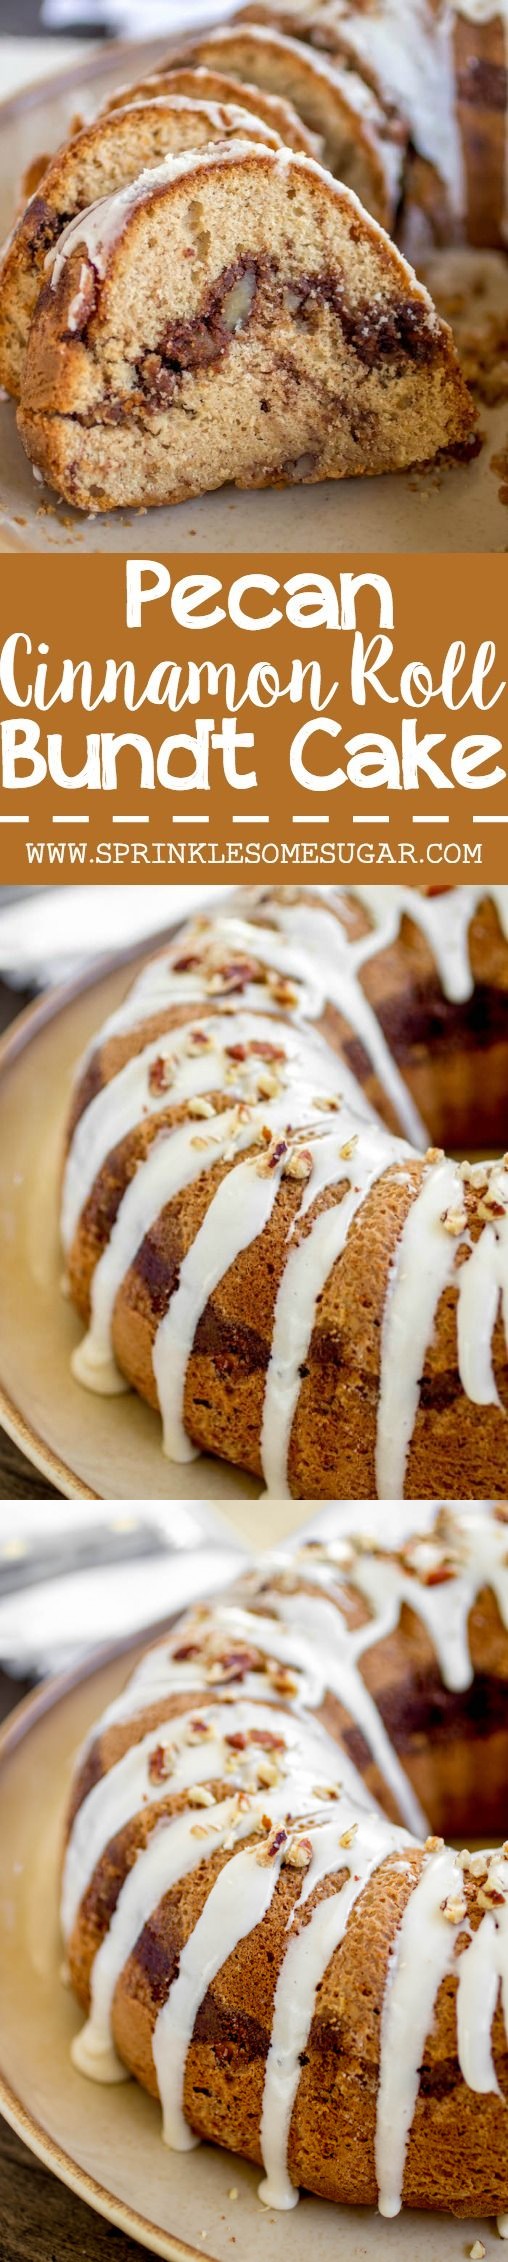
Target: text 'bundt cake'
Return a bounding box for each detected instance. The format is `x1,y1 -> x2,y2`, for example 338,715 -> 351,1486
62,1502 -> 508,2229
62,883 -> 508,1501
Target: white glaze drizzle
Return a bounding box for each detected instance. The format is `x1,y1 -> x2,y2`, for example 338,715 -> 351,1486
260,1118 -> 410,1496
61,1006 -> 346,1256
151,1586 -> 423,1836
376,1153 -> 464,1497
71,1098 -> 369,1398
152,1108 -> 410,1469
290,1501 -> 508,1692
457,1203 -> 508,1406
245,896 -> 428,1143
62,1697 -> 341,1941
85,899 -> 429,1143
189,18 -> 404,199
153,1145 -> 287,1462
48,139 -> 289,289
96,887 -> 508,1042
349,883 -> 508,1003
259,1806 -> 405,2208
153,1839 -> 284,2150
71,1792 -> 259,2083
378,1840 -> 508,2215
377,1154 -> 508,1495
259,1584 -> 426,1831
72,1761 -> 350,2084
92,1601 -> 329,1734
375,1840 -> 463,2216
318,0 -> 508,232
64,887 -> 508,1493
64,1512 -> 508,2218
456,1910 -> 500,2094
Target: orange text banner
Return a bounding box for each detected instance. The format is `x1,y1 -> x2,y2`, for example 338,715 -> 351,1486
0,551 -> 506,885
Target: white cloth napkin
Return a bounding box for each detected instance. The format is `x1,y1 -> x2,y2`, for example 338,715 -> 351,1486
0,36 -> 96,96
0,1504 -> 244,1675
42,1 -> 234,31
0,883 -> 226,987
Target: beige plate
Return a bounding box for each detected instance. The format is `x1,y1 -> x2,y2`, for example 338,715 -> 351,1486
0,1638 -> 494,2262
0,937 -> 311,1528
0,33 -> 506,552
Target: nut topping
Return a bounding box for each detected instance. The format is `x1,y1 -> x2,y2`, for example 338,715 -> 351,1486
222,268 -> 257,332
255,1825 -> 289,1866
187,1096 -> 217,1120
282,1834 -> 313,1870
441,1893 -> 467,1923
148,1054 -> 174,1096
441,1204 -> 468,1236
283,1145 -> 313,1182
148,1743 -> 174,1784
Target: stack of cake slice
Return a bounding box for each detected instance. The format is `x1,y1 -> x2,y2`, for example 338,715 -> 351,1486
0,0 -> 496,511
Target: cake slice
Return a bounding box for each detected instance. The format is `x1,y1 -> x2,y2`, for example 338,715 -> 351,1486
234,0 -> 508,249
102,61 -> 321,160
18,140 -> 477,514
169,22 -> 406,225
231,4 -> 449,242
220,2 -> 403,120
0,94 -> 282,400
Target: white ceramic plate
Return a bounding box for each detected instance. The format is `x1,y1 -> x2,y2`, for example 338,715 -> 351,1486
0,932 -> 319,1523
0,39 -> 506,552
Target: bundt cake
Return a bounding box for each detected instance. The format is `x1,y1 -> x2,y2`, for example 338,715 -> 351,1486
0,94 -> 284,402
16,141 -> 475,512
62,1501 -> 508,2227
233,0 -> 508,250
61,883 -> 508,1501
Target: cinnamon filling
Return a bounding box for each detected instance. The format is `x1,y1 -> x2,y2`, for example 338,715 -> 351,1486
53,251 -> 441,421
22,197 -> 62,259
135,263 -> 439,397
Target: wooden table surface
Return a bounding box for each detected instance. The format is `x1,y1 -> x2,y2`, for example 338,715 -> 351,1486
0,2118 -> 151,2262
0,980 -> 58,1502
0,1670 -> 146,2257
